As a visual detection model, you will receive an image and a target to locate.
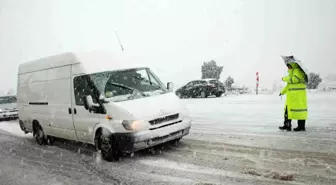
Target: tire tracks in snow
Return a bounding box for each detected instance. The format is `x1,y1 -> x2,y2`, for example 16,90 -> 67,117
162,138 -> 336,185
79,159 -> 124,185
184,136 -> 336,163
0,131 -> 125,185
1,127 -> 336,184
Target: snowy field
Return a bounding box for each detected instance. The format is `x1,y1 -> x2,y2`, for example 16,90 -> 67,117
0,92 -> 335,185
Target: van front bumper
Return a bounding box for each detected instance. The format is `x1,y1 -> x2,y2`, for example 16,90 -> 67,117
114,119 -> 191,152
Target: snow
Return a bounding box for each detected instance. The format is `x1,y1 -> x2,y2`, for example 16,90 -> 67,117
0,92 -> 335,184
143,89 -> 166,96
105,94 -> 132,102
140,158 -> 296,183
140,158 -> 254,180
0,120 -> 30,137
186,92 -> 336,152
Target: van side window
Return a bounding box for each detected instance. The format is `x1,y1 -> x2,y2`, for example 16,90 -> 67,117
73,75 -> 98,106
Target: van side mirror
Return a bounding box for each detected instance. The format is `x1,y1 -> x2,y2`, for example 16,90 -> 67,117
167,82 -> 174,92
83,95 -> 98,110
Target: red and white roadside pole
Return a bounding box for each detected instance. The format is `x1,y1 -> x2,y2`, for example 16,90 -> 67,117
256,72 -> 259,95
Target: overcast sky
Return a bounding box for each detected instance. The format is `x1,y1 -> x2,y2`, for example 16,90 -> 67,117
0,0 -> 335,93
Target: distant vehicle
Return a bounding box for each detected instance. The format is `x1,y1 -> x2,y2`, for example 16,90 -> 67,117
0,95 -> 18,121
175,79 -> 225,98
17,52 -> 191,162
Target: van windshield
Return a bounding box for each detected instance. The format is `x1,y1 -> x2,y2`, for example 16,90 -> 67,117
90,68 -> 168,102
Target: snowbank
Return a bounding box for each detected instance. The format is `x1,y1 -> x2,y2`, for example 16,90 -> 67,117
0,120 -> 30,137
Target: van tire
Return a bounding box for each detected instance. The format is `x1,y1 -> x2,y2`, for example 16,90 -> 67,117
96,130 -> 120,162
33,121 -> 46,145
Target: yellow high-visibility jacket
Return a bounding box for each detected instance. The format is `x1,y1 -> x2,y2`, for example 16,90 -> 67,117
280,63 -> 308,120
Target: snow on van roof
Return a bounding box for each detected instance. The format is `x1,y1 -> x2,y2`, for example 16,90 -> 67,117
18,51 -> 144,74
18,52 -> 76,74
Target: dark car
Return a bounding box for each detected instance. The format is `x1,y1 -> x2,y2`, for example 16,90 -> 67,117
175,79 -> 225,98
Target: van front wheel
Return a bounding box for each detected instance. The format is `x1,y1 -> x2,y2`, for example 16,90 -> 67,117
98,133 -> 120,162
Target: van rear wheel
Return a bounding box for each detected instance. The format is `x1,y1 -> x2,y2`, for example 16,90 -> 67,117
33,123 -> 46,145
97,132 -> 120,162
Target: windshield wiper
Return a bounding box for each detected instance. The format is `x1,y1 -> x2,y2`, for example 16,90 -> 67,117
132,76 -> 163,90
107,82 -> 147,97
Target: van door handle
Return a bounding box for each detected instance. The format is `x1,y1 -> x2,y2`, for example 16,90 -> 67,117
74,108 -> 77,115
68,108 -> 72,114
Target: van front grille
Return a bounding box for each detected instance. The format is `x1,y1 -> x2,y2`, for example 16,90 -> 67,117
149,114 -> 179,125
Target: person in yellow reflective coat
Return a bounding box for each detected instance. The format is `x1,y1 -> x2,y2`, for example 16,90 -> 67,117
279,62 -> 308,131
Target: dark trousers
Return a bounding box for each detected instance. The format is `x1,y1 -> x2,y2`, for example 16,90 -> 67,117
284,106 -> 291,125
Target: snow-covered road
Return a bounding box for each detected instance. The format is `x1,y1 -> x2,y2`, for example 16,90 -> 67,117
0,92 -> 335,185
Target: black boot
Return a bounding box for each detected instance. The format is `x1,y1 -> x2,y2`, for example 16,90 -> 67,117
301,122 -> 306,131
279,123 -> 287,130
280,107 -> 291,131
286,122 -> 292,131
294,120 -> 306,131
279,121 -> 292,131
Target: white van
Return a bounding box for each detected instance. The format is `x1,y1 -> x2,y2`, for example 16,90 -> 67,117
17,51 -> 191,161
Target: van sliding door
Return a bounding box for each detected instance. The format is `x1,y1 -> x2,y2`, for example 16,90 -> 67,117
35,65 -> 78,141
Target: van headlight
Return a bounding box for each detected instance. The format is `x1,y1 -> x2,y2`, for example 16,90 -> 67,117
122,120 -> 148,131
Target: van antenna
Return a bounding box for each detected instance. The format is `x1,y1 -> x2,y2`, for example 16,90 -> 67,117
114,30 -> 124,51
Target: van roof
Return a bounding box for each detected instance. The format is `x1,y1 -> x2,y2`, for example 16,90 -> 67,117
18,51 -> 144,74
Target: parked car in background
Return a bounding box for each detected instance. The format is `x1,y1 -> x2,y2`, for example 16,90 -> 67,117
0,95 -> 18,121
175,79 -> 225,98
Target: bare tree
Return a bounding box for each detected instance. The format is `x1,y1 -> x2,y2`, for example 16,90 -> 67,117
307,73 -> 322,89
